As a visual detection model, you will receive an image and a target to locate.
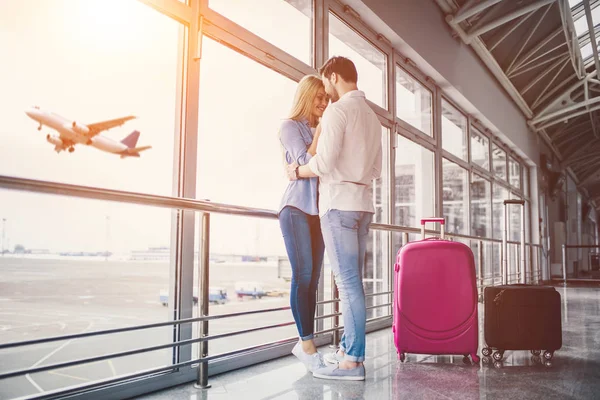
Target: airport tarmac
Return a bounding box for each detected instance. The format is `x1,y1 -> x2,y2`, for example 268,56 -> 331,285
0,256 -> 332,400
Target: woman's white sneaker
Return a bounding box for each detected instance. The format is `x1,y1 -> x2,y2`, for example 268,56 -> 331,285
292,341 -> 326,372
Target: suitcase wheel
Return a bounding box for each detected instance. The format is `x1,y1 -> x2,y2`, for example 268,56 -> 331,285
531,355 -> 542,365
543,351 -> 554,361
493,360 -> 503,369
482,347 -> 492,357
399,353 -> 406,362
492,351 -> 504,361
530,350 -> 541,356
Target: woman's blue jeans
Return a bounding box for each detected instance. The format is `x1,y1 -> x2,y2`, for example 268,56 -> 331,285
279,206 -> 325,340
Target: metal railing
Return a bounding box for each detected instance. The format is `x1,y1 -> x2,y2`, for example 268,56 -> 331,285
0,175 -> 545,398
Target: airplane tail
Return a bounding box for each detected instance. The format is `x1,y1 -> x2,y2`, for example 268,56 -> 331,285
121,130 -> 140,149
120,145 -> 152,158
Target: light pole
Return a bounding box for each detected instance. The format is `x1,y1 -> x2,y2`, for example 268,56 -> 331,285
1,218 -> 6,256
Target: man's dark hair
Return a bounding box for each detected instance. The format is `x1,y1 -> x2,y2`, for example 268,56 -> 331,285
318,56 -> 358,84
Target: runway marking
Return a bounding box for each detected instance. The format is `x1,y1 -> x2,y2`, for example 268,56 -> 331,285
26,320 -> 95,393
108,360 -> 117,376
26,374 -> 44,392
47,371 -> 90,382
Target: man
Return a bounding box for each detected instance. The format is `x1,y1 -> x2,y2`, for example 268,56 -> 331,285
286,56 -> 382,381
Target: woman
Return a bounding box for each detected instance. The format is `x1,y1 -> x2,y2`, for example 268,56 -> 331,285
278,75 -> 329,372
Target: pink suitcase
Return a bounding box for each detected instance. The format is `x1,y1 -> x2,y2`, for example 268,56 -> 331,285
393,218 -> 479,364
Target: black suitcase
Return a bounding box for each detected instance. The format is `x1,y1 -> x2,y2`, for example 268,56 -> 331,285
482,284 -> 562,361
481,200 -> 562,363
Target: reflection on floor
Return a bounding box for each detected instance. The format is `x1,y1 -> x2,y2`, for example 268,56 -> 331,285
135,286 -> 600,400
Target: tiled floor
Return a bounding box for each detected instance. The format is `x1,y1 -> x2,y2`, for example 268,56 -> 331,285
134,286 -> 600,399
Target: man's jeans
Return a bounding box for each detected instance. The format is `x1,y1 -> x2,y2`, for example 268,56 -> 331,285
279,206 -> 325,340
321,209 -> 372,363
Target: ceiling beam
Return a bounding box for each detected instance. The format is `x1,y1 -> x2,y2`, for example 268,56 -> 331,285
532,96 -> 600,125
488,12 -> 536,52
466,0 -> 558,40
451,0 -> 503,24
521,55 -> 570,94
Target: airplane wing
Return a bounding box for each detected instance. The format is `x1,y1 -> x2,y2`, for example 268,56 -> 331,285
86,116 -> 136,137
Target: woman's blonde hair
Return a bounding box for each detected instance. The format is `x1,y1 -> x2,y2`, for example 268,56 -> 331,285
288,75 -> 324,127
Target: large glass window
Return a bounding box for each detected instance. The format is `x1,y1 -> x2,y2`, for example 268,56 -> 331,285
441,100 -> 467,160
0,0 -> 179,196
329,13 -> 387,108
394,134 -> 435,241
442,159 -> 469,235
492,143 -> 507,181
208,0 -> 313,65
470,129 -> 489,170
471,173 -> 491,238
0,189 -> 173,398
509,157 -> 521,189
197,37 -> 296,211
396,67 -> 433,136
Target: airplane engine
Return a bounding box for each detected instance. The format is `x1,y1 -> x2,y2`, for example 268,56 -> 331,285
46,134 -> 63,147
71,121 -> 90,135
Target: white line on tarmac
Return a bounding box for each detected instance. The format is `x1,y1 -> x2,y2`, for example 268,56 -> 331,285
108,360 -> 117,377
26,320 -> 95,393
48,371 -> 90,382
26,374 -> 44,393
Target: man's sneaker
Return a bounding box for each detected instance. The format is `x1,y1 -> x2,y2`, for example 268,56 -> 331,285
292,341 -> 326,372
324,350 -> 345,364
312,364 -> 366,381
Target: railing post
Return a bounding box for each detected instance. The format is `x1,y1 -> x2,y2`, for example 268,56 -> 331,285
562,244 -> 567,286
331,270 -> 340,347
195,212 -> 211,389
478,240 -> 484,302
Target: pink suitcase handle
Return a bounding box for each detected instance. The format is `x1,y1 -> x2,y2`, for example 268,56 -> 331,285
420,218 -> 445,239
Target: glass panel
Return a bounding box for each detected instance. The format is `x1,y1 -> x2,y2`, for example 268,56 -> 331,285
569,0 -> 583,8
193,215 -> 295,357
470,129 -> 489,170
328,13 -> 387,108
493,184 -> 509,240
574,16 -> 589,37
492,143 -> 507,180
394,134 -> 435,243
208,0 -> 313,65
574,5 -> 600,37
581,42 -> 593,60
524,165 -> 530,198
367,127 -> 391,320
197,37 -> 297,210
471,173 -> 491,238
442,158 -> 469,235
441,100 -> 467,160
509,157 -> 521,189
365,229 -> 391,320
396,67 -> 433,136
374,127 -> 390,225
0,0 -> 179,196
0,189 -> 173,398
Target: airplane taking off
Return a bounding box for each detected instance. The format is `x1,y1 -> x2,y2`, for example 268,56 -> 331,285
25,106 -> 151,158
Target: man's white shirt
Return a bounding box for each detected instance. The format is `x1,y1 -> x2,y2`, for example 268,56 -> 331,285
307,90 -> 383,217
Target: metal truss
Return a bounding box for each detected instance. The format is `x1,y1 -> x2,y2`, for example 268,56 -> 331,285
437,0 -> 600,203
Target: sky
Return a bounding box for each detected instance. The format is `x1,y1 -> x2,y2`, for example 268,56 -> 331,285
0,0 -> 465,256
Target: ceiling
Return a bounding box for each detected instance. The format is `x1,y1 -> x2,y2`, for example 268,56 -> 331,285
435,0 -> 600,205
